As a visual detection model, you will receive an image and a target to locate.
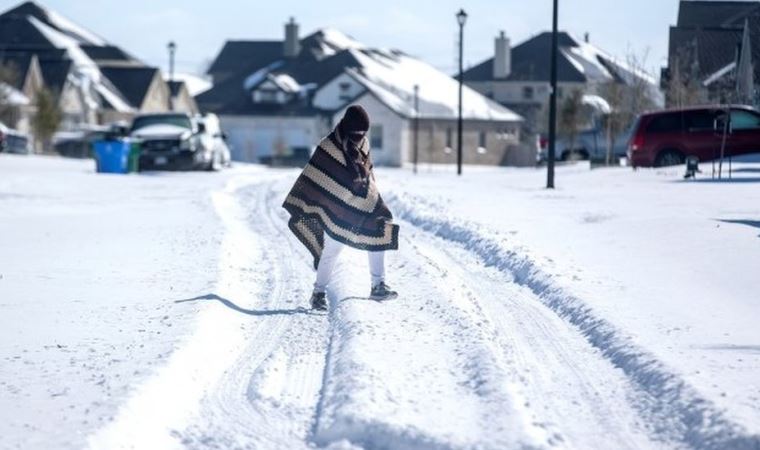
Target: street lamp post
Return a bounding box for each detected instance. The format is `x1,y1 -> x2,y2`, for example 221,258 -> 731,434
547,0 -> 558,189
413,84 -> 420,174
167,41 -> 176,111
456,8 -> 467,176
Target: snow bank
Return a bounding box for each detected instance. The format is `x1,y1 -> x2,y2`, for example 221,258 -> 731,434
385,190 -> 760,449
312,238 -> 547,449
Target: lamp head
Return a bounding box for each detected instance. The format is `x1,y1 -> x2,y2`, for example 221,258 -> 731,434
456,9 -> 468,26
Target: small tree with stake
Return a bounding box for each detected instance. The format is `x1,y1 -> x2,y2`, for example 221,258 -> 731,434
599,80 -> 625,166
31,86 -> 62,154
558,89 -> 584,160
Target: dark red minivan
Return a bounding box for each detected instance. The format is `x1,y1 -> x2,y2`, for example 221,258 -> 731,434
628,105 -> 760,167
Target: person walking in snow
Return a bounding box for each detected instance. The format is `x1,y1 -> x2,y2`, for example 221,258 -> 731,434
282,105 -> 399,311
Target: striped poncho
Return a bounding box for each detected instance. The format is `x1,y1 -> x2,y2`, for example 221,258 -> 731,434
282,126 -> 399,269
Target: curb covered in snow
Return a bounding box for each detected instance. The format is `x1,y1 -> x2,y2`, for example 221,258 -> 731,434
387,192 -> 760,450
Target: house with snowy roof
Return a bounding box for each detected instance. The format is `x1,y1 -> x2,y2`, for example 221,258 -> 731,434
0,52 -> 43,134
0,1 -> 197,131
662,0 -> 760,106
198,18 -> 527,167
463,31 -> 660,137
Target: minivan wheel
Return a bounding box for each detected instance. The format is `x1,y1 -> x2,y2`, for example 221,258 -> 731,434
654,149 -> 684,167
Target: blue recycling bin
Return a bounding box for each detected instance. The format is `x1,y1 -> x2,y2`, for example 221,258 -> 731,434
94,140 -> 131,174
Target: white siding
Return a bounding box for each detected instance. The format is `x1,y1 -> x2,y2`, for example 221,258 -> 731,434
332,93 -> 408,167
313,73 -> 365,111
219,115 -> 328,163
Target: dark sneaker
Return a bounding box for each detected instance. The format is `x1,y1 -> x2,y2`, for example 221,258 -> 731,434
370,282 -> 398,301
310,291 -> 327,311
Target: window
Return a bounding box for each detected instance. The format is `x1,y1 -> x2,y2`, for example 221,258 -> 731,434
446,127 -> 453,147
254,88 -> 279,103
646,113 -> 682,133
370,124 -> 383,149
684,110 -> 715,132
730,110 -> 760,130
522,86 -> 534,100
478,131 -> 487,147
339,82 -> 353,102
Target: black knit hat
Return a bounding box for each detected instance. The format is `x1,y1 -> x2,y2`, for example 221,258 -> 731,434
341,105 -> 370,133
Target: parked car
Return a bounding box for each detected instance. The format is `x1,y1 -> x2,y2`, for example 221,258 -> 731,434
628,105 -> 760,167
129,113 -> 222,171
539,126 -> 632,162
199,113 -> 231,167
0,121 -> 31,154
53,127 -> 109,158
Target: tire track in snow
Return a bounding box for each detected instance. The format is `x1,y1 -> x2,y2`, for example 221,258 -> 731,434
88,176 -> 328,449
402,225 -> 665,449
388,192 -> 760,450
311,224 -> 550,449
178,177 -> 330,449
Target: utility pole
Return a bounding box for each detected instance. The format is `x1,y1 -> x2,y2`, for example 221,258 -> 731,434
547,0 -> 558,189
413,84 -> 420,174
456,9 -> 467,176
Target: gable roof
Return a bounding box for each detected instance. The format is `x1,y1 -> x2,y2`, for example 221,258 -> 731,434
677,1 -> 760,28
0,13 -> 56,50
80,44 -> 140,64
206,41 -> 282,78
462,31 -> 655,88
668,1 -> 760,83
199,28 -> 521,122
346,48 -> 521,121
0,1 -> 106,45
197,46 -> 363,115
100,66 -> 160,108
38,58 -> 72,94
463,32 -> 585,83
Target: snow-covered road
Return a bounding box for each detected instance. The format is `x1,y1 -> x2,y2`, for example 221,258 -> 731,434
2,155 -> 759,449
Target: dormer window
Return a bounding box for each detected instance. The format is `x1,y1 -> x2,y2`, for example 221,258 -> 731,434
339,82 -> 353,102
254,87 -> 280,103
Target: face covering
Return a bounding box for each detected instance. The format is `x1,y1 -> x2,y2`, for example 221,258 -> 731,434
343,131 -> 370,185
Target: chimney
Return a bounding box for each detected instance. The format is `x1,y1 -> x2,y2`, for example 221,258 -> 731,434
493,30 -> 511,79
584,32 -> 590,43
284,17 -> 300,58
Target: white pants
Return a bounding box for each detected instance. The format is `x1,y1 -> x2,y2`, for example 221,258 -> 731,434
314,234 -> 385,293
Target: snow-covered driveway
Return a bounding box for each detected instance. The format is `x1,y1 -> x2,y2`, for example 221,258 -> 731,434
1,155 -> 759,449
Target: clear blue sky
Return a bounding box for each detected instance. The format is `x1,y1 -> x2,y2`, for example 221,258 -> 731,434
0,0 -> 680,78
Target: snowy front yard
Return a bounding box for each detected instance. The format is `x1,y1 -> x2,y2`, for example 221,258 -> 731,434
1,154 -> 758,449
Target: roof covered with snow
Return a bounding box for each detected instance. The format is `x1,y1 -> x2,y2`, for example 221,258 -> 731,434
163,72 -> 212,96
0,81 -> 30,105
199,27 -> 521,122
0,1 -> 173,114
0,1 -> 106,45
463,31 -> 656,87
347,49 -> 521,121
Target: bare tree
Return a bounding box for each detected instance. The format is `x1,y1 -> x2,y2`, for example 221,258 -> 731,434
598,49 -> 661,165
665,47 -> 707,108
559,89 -> 584,159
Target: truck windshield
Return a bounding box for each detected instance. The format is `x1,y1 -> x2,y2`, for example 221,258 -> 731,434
131,115 -> 193,132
